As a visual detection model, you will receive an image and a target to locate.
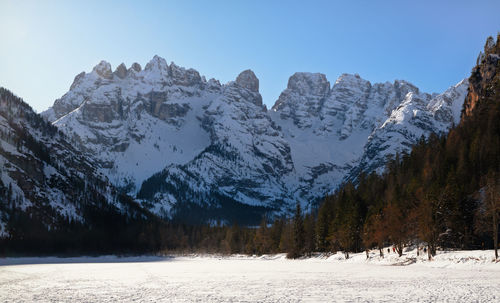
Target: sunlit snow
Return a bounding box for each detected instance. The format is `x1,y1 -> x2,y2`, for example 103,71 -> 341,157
1,250 -> 498,302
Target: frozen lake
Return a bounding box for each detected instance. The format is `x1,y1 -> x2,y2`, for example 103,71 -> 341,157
1,252 -> 499,302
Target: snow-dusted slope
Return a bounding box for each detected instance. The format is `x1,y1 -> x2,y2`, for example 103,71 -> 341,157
270,73 -> 468,200
136,70 -> 294,222
43,57 -> 468,222
0,88 -> 150,238
350,79 -> 469,178
45,56 -> 216,192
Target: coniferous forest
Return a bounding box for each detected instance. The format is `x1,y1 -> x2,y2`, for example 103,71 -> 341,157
0,35 -> 499,260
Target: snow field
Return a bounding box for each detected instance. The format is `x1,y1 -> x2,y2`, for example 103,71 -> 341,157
1,250 -> 498,302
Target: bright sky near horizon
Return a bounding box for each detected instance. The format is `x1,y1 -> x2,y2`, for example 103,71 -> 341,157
0,0 -> 499,113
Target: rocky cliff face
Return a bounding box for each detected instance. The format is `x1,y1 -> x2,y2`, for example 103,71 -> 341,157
42,56 -> 469,223
463,35 -> 500,119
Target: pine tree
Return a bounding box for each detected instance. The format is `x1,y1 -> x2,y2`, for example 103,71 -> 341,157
287,202 -> 304,258
316,198 -> 331,252
303,213 -> 316,256
254,217 -> 272,255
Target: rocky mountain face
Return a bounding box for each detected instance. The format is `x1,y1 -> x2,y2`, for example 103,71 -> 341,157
349,79 -> 468,178
42,57 -> 469,223
0,88 -> 152,240
463,35 -> 500,119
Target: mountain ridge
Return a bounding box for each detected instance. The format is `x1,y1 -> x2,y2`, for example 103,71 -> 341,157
41,57 -> 469,223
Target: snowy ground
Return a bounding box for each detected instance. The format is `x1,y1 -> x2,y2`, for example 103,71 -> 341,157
0,250 -> 499,302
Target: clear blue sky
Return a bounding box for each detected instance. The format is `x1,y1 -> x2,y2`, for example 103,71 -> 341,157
1,0 -> 499,112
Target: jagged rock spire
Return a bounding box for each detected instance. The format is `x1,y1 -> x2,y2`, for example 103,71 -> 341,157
236,69 -> 259,92
114,63 -> 128,79
92,61 -> 112,79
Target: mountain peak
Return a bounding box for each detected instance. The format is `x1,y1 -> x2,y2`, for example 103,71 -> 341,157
114,63 -> 128,79
235,69 -> 259,92
334,73 -> 370,87
463,35 -> 499,119
393,79 -> 419,94
287,72 -> 330,96
169,62 -> 203,86
485,36 -> 496,52
92,60 -> 113,79
144,55 -> 168,72
130,62 -> 142,72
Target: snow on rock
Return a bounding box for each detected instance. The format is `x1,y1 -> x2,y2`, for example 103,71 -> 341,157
43,57 -> 470,221
427,78 -> 469,126
271,73 -> 468,202
272,72 -> 330,129
350,79 -> 469,178
114,63 -> 128,79
92,60 -> 113,79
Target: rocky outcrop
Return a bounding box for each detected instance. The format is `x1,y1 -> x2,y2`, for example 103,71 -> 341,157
236,69 -> 260,92
463,35 -> 500,119
114,63 -> 128,79
130,62 -> 142,72
169,63 -> 203,87
93,60 -> 113,79
272,72 -> 330,128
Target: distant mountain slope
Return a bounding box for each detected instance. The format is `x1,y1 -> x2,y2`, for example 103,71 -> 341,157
0,88 -> 158,253
42,57 -> 468,223
348,79 -> 468,180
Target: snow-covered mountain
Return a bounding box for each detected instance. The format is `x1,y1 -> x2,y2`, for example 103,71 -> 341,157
42,57 -> 468,222
0,88 -> 153,238
350,79 -> 468,178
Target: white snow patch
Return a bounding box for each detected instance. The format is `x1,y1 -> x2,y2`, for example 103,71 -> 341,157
0,219 -> 7,238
